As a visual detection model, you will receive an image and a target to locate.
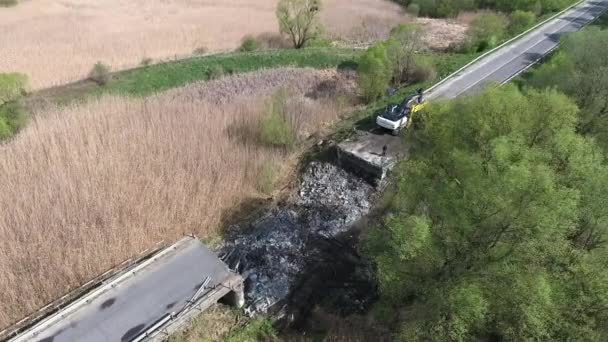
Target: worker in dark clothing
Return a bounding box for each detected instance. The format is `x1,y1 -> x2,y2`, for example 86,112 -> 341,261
382,145 -> 388,157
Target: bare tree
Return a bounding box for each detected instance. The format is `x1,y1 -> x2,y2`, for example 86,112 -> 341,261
276,0 -> 321,49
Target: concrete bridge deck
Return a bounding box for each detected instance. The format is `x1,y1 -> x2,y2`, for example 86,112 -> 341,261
6,237 -> 243,342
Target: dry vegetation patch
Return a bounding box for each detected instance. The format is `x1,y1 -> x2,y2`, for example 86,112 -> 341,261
0,68 -> 355,328
417,18 -> 469,50
0,0 -> 402,89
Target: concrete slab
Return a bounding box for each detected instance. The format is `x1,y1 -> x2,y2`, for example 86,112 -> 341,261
9,237 -> 242,342
337,128 -> 408,182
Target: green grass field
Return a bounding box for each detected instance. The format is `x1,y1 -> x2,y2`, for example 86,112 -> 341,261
100,47 -> 360,97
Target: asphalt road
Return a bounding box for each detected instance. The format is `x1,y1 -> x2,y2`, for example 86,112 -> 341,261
428,0 -> 608,100
11,238 -> 232,342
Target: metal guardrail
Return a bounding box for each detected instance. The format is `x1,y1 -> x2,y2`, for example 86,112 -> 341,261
425,0 -> 586,96
0,241 -> 166,342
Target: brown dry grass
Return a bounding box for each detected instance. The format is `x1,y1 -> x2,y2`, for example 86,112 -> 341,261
417,18 -> 469,50
0,68 -> 354,329
0,0 -> 404,89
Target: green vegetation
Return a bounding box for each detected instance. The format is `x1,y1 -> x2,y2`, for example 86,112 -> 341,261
239,36 -> 259,52
468,12 -> 509,51
88,62 -> 111,85
259,88 -> 295,148
394,0 -> 577,18
256,163 -> 278,194
336,50 -> 478,138
387,24 -> 425,85
358,42 -> 393,102
529,27 -> 608,151
100,48 -> 359,97
276,0 -> 322,49
0,73 -> 28,140
365,85 -> 608,340
166,305 -> 275,342
509,10 -> 537,34
358,23 -> 436,102
0,0 -> 17,7
224,317 -> 276,342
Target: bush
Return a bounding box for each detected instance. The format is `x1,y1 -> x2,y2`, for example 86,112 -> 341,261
140,57 -> 153,67
0,0 -> 17,7
469,12 -> 508,51
0,73 -> 28,106
409,57 -> 437,83
406,3 -> 421,17
357,42 -> 392,102
193,46 -> 209,55
0,101 -> 27,140
239,35 -> 259,52
88,62 -> 111,85
259,89 -> 295,148
207,65 -> 225,80
256,163 -> 277,194
509,10 -> 536,34
304,29 -> 333,48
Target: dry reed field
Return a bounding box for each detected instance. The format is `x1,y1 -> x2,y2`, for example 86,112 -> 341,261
0,0 -> 404,89
0,68 -> 354,328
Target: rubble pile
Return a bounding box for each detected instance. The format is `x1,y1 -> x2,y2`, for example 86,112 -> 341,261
222,162 -> 375,314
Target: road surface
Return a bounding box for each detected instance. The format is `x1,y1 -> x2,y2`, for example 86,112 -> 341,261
428,0 -> 608,100
8,238 -> 235,342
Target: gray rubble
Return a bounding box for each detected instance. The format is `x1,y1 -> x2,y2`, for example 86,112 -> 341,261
222,161 -> 375,314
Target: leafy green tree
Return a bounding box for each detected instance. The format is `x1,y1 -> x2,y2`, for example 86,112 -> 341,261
509,10 -> 536,34
468,12 -> 508,51
276,0 -> 321,49
357,42 -> 392,102
365,86 -> 608,341
530,28 -> 608,150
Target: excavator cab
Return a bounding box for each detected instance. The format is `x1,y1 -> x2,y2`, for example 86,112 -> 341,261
376,89 -> 426,135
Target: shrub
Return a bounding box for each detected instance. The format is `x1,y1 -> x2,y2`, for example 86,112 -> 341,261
259,89 -> 295,148
357,42 -> 392,102
88,62 -> 111,85
406,3 -> 421,17
509,10 -> 536,34
256,163 -> 277,194
304,29 -> 333,48
409,57 -> 437,83
0,0 -> 17,7
0,101 -> 27,140
0,73 -> 28,106
140,57 -> 153,66
239,35 -> 259,52
207,65 -> 225,80
469,12 -> 508,51
193,46 -> 208,55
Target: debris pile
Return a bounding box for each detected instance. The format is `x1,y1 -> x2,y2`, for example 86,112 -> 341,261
222,162 -> 375,315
